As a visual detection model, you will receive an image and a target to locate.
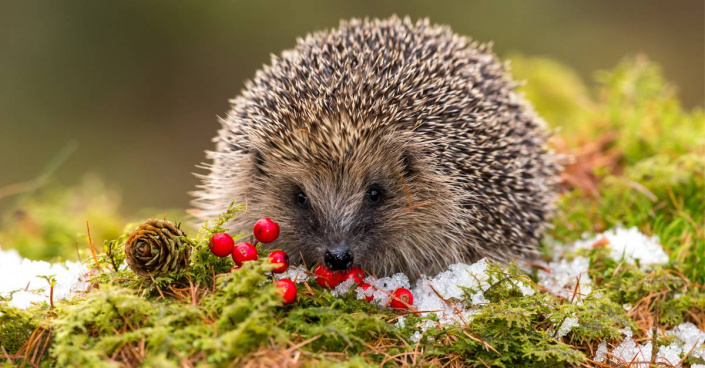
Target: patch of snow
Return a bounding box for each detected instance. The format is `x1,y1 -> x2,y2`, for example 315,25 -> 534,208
556,316 -> 579,338
602,323 -> 705,367
657,342 -> 682,366
409,331 -> 422,343
611,335 -> 653,368
396,316 -> 406,329
357,258 -> 534,328
668,322 -> 705,360
330,278 -> 356,297
354,283 -> 375,301
574,227 -> 669,268
364,272 -> 411,306
594,341 -> 608,363
538,227 -> 670,300
275,265 -> 309,283
537,256 -> 592,300
410,260 -> 493,325
0,248 -> 87,309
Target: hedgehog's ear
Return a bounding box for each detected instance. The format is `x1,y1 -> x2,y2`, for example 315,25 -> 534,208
251,149 -> 269,177
400,151 -> 417,178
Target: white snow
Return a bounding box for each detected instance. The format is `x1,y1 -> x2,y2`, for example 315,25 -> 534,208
599,324 -> 705,367
331,278 -> 357,297
594,341 -> 608,363
395,316 -> 406,329
537,226 -> 671,302
556,316 -> 580,338
668,322 -> 705,360
337,258 -> 534,327
574,227 -> 669,268
0,248 -> 88,309
537,256 -> 592,301
274,265 -> 309,283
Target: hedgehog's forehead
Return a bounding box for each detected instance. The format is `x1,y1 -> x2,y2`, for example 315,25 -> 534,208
252,115 -> 399,164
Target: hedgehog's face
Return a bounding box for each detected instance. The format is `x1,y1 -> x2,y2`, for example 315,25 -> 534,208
248,130 -> 437,274
279,166 -> 394,272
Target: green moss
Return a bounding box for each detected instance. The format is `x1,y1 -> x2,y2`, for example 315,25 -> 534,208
50,260 -> 283,367
0,303 -> 39,354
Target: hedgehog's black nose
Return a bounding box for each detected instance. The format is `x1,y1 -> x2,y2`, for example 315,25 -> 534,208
324,247 -> 353,271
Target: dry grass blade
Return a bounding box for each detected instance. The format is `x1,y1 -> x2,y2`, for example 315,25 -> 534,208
86,221 -> 104,273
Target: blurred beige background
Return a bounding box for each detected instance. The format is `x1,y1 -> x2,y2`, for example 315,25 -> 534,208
1,0 -> 703,212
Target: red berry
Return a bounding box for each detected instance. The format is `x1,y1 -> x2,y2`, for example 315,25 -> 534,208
389,288 -> 414,309
268,250 -> 289,273
231,242 -> 258,266
276,278 -> 297,305
358,282 -> 375,302
209,233 -> 235,257
253,218 -> 280,243
314,265 -> 343,289
342,267 -> 365,284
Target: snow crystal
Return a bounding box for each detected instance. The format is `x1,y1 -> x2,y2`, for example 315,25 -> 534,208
537,256 -> 592,300
416,260 -> 491,301
611,336 -> 652,367
409,260 -> 493,325
538,227 -> 670,300
594,341 -> 608,363
354,283 -> 375,301
668,322 -> 705,360
396,316 -> 406,329
574,227 -> 669,268
657,342 -> 682,366
600,323 -> 705,367
360,258 -> 533,327
365,272 -> 411,306
556,316 -> 579,338
331,278 -> 356,297
274,265 -> 309,283
0,248 -> 87,309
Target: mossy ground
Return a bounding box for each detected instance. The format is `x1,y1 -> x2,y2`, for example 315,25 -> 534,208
1,56 -> 703,367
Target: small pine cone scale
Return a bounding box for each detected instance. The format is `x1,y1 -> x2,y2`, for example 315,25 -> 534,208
125,219 -> 191,278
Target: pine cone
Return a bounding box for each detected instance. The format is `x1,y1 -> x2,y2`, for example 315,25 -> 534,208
125,219 -> 191,278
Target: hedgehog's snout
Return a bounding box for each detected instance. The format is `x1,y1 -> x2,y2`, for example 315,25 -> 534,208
324,241 -> 354,271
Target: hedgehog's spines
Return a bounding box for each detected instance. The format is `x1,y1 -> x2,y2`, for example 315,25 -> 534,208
192,16 -> 562,278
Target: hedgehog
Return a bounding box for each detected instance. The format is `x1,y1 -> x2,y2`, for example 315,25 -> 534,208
192,16 -> 562,280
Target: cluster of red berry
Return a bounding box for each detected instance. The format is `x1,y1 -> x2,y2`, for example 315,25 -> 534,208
208,218 -> 413,310
209,218 -> 297,305
313,265 -> 413,309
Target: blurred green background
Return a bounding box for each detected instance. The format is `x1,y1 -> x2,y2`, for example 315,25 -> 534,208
1,0 -> 703,214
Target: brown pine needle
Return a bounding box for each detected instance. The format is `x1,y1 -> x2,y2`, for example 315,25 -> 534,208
86,221 -> 104,273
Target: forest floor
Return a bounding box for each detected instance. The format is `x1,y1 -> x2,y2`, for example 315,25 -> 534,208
1,56 -> 704,367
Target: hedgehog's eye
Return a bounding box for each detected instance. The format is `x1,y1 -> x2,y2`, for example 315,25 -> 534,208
297,192 -> 310,208
365,185 -> 382,205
